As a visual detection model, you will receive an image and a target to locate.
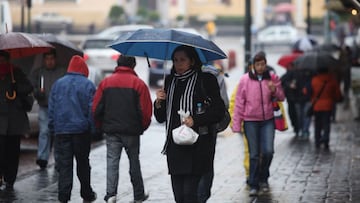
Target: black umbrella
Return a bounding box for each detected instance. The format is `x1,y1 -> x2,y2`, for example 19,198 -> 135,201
313,43 -> 340,53
293,51 -> 340,71
12,33 -> 83,74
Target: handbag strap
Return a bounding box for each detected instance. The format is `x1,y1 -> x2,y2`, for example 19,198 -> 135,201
312,81 -> 327,106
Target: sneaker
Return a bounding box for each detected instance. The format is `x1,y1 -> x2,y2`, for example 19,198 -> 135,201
106,196 -> 116,203
249,188 -> 258,196
83,191 -> 97,203
260,182 -> 269,192
36,159 -> 48,169
131,192 -> 149,203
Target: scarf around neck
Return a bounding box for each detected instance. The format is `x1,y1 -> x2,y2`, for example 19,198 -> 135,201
166,69 -> 198,133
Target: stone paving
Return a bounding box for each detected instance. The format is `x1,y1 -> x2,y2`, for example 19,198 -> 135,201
0,101 -> 359,203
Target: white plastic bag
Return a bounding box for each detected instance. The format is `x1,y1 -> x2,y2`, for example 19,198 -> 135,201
172,110 -> 199,145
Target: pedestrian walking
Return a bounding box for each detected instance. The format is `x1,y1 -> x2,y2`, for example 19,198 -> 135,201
231,52 -> 285,196
311,66 -> 342,150
154,45 -> 225,203
92,55 -> 152,203
280,62 -> 299,136
0,50 -> 33,190
29,49 -> 66,169
197,64 -> 229,203
48,55 -> 97,203
293,69 -> 313,139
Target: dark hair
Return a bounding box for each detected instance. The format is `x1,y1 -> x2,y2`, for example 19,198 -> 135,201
171,45 -> 203,71
0,50 -> 10,60
43,48 -> 57,57
253,51 -> 267,64
117,55 -> 136,68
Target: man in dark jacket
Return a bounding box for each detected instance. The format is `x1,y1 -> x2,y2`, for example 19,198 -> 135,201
0,50 -> 33,190
48,55 -> 97,203
29,49 -> 66,169
92,55 -> 152,203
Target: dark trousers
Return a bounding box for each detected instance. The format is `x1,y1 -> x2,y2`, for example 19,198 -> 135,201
287,101 -> 298,134
171,174 -> 201,203
314,111 -> 332,146
0,135 -> 21,185
197,133 -> 217,203
55,133 -> 93,202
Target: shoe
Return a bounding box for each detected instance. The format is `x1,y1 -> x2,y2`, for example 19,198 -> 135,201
83,191 -> 97,203
260,182 -> 269,192
4,182 -> 14,191
249,188 -> 258,196
131,192 -> 149,203
106,196 -> 116,203
36,159 -> 48,169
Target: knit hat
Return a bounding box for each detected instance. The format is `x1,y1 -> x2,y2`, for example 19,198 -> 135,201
67,55 -> 89,77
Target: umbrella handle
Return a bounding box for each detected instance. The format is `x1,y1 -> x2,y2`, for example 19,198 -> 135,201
144,52 -> 151,68
6,90 -> 16,100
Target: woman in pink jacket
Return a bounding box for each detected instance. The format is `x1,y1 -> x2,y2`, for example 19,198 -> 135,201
232,52 -> 285,196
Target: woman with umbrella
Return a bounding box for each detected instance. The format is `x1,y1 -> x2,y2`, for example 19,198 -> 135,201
154,45 -> 225,203
0,50 -> 33,190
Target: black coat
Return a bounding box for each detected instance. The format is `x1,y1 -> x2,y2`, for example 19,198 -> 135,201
0,68 -> 33,135
154,71 -> 225,175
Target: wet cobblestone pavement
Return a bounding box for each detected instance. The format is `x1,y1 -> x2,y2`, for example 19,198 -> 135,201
0,102 -> 359,203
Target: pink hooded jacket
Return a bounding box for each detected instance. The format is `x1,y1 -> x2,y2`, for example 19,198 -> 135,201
232,72 -> 285,132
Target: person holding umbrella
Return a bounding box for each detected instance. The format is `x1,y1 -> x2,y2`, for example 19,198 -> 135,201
29,48 -> 66,169
0,50 -> 33,190
154,45 -> 225,203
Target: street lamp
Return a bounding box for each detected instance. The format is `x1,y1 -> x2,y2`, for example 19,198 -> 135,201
244,0 -> 251,73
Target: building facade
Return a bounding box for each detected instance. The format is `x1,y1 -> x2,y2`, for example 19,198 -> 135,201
8,0 -> 327,30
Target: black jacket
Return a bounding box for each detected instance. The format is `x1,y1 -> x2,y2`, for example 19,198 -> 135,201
0,68 -> 33,135
154,70 -> 225,175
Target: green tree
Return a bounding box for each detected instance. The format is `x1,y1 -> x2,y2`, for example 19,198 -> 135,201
108,5 -> 125,25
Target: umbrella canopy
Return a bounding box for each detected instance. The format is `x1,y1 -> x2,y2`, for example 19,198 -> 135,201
293,51 -> 340,70
274,2 -> 296,13
109,28 -> 227,63
292,36 -> 318,52
0,32 -> 53,59
313,43 -> 341,53
12,33 -> 83,73
277,52 -> 303,69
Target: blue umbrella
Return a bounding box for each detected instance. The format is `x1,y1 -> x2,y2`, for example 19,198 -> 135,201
109,28 -> 227,63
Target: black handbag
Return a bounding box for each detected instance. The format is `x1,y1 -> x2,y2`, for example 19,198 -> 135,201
199,74 -> 230,133
215,109 -> 231,132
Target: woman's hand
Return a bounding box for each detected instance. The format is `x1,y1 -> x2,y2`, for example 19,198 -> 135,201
183,116 -> 194,127
268,81 -> 276,93
155,89 -> 166,108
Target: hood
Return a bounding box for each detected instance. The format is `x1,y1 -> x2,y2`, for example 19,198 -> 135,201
67,55 -> 89,77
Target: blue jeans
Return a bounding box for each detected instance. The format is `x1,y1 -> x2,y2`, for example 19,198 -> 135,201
244,119 -> 275,189
314,111 -> 332,146
104,133 -> 145,201
295,102 -> 312,137
37,106 -> 51,161
55,134 -> 93,202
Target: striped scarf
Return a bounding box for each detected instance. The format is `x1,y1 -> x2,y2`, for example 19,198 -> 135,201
166,69 -> 198,134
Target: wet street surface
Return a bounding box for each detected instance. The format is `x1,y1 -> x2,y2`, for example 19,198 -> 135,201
1,100 -> 359,203
1,36 -> 359,202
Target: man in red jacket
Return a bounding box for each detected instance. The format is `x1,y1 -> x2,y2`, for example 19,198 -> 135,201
92,55 -> 152,203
